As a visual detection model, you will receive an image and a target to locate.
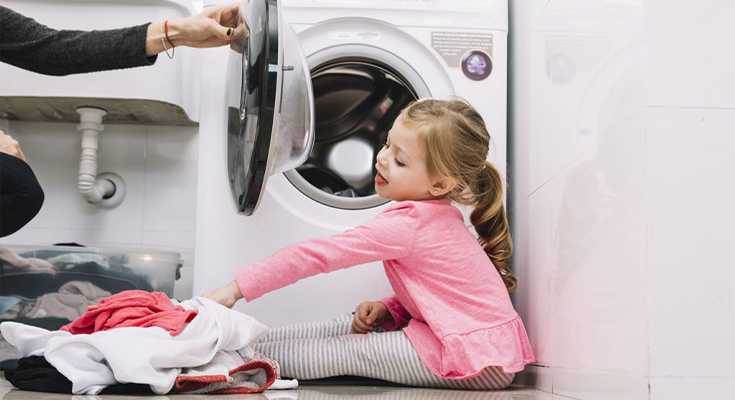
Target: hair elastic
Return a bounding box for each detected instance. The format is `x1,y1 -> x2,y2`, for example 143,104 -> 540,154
160,20 -> 174,59
164,20 -> 174,48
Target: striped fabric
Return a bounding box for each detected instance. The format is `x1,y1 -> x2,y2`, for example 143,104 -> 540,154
254,315 -> 515,390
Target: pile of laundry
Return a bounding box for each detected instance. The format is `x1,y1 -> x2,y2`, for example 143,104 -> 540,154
0,290 -> 297,395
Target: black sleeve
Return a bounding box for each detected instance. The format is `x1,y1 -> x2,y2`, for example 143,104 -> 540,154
0,5 -> 158,76
0,153 -> 45,237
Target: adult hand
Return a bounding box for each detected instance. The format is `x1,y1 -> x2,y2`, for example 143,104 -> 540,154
172,2 -> 241,49
146,2 -> 243,56
351,301 -> 391,334
201,280 -> 243,309
0,131 -> 26,161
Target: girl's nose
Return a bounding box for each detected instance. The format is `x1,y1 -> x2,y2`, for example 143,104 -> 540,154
376,148 -> 388,166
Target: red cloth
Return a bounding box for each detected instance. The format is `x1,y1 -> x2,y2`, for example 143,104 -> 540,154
59,290 -> 197,336
173,361 -> 276,394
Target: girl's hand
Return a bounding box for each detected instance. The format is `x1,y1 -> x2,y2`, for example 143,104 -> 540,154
201,280 -> 243,309
351,301 -> 391,334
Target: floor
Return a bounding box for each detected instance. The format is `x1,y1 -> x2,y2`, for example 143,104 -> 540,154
0,376 -> 573,400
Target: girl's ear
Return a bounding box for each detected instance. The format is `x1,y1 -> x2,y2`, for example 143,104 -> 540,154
431,176 -> 456,197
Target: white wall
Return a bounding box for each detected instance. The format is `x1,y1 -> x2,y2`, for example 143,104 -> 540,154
509,1 -> 735,399
0,119 -> 199,300
645,1 -> 735,397
0,0 -> 202,301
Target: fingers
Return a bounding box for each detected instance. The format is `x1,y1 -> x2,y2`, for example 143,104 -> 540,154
201,288 -> 228,307
351,315 -> 373,334
351,300 -> 391,334
217,2 -> 240,18
201,281 -> 243,309
358,302 -> 378,324
205,2 -> 239,27
210,2 -> 240,39
202,13 -> 232,40
366,305 -> 384,324
201,18 -> 235,44
351,301 -> 380,334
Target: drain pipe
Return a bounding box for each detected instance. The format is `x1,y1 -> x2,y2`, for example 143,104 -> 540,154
76,107 -> 125,208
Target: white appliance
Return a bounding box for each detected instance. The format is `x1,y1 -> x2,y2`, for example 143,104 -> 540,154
193,0 -> 508,327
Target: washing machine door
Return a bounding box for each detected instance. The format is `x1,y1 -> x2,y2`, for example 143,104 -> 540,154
226,0 -> 314,215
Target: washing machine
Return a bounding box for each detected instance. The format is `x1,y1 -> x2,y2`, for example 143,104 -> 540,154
193,0 -> 508,327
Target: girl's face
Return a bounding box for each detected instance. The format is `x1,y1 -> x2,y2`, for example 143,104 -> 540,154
374,118 -> 438,202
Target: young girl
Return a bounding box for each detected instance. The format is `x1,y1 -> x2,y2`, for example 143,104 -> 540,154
203,99 -> 535,389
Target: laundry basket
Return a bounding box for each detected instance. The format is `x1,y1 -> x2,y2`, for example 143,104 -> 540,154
0,244 -> 182,369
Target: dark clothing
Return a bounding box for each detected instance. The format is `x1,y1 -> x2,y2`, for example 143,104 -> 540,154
0,5 -> 156,76
6,356 -> 154,395
5,356 -> 72,394
0,154 -> 43,237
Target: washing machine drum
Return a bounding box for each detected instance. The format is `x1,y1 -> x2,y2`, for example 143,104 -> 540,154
294,61 -> 415,199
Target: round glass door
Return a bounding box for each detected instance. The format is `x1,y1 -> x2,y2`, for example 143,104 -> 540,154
226,0 -> 314,215
284,59 -> 417,210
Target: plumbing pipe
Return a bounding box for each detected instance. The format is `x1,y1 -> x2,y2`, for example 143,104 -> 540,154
76,107 -> 123,207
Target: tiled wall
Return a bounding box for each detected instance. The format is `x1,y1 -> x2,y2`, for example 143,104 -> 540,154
645,1 -> 735,397
0,120 -> 199,300
0,0 -> 203,301
509,1 -> 735,399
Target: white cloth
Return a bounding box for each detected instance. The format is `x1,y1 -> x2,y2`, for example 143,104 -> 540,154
0,296 -> 270,395
267,379 -> 299,390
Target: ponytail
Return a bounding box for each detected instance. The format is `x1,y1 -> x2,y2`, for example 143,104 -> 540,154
468,161 -> 516,293
399,98 -> 516,292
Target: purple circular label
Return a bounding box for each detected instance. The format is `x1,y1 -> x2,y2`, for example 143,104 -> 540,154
461,50 -> 492,81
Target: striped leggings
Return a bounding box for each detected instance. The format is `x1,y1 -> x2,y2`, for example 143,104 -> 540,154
253,314 -> 515,389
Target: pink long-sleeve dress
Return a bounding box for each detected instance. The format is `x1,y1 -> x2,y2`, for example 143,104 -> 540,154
234,199 -> 535,378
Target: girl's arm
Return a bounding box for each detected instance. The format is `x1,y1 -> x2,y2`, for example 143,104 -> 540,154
232,203 -> 419,303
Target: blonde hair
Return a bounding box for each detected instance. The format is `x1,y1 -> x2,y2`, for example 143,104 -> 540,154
398,99 -> 516,293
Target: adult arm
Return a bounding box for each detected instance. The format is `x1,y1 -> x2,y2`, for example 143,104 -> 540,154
0,6 -> 155,76
0,2 -> 239,76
